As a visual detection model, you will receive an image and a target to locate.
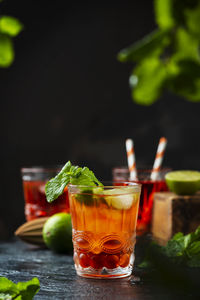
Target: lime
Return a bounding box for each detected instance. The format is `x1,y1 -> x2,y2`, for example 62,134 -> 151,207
43,212 -> 73,253
165,170 -> 200,195
103,187 -> 137,210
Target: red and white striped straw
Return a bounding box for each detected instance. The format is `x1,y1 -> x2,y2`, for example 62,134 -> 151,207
150,137 -> 167,181
125,139 -> 138,180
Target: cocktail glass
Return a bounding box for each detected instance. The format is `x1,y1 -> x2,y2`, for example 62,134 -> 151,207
21,166 -> 70,221
112,167 -> 170,234
68,182 -> 141,279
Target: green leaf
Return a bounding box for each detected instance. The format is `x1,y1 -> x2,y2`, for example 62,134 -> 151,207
184,3 -> 200,38
0,34 -> 14,67
118,29 -> 170,63
131,57 -> 167,105
0,277 -> 18,297
0,277 -> 40,300
165,239 -> 185,258
0,16 -> 23,37
187,241 -> 200,256
16,277 -> 40,300
154,0 -> 175,29
154,0 -> 199,29
194,225 -> 200,237
174,28 -> 199,60
171,232 -> 184,240
45,161 -> 102,203
70,167 -> 102,186
168,59 -> 200,102
45,161 -> 72,203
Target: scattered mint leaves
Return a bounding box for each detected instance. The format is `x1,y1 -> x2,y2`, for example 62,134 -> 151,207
0,277 -> 40,300
45,161 -> 102,203
139,226 -> 200,268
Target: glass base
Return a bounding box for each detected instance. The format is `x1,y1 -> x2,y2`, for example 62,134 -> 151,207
75,253 -> 134,279
76,266 -> 132,279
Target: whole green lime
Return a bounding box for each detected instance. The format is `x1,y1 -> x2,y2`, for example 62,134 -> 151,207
165,170 -> 200,195
43,213 -> 73,253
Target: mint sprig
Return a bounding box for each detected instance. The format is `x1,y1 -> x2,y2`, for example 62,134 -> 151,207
45,161 -> 102,203
139,225 -> 200,268
0,277 -> 40,300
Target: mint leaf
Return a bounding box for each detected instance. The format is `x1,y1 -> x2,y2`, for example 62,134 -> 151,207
0,16 -> 23,37
70,167 -> 102,186
45,161 -> 102,203
0,278 -> 18,298
16,278 -> 40,300
184,3 -> 200,37
171,232 -> 184,240
0,34 -> 14,67
154,0 -> 175,29
45,161 -> 72,203
0,277 -> 40,300
187,241 -> 200,256
174,28 -> 199,60
167,59 -> 200,102
165,239 -> 185,258
131,57 -> 167,105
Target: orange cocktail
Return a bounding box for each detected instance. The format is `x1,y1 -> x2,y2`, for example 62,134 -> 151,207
68,183 -> 141,279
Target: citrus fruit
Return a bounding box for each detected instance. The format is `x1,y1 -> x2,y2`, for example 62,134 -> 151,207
42,212 -> 73,253
103,187 -> 137,209
165,170 -> 200,195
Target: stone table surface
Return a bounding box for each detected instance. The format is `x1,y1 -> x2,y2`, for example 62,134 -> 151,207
0,239 -> 199,300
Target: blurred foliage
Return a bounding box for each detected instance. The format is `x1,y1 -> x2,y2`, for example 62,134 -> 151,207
118,0 -> 200,105
0,15 -> 23,67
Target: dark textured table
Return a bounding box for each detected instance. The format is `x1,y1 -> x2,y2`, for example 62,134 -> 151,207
0,239 -> 199,300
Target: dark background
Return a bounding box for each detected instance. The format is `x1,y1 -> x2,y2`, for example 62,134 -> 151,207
1,0 -> 200,239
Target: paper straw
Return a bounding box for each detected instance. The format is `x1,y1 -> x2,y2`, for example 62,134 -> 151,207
126,139 -> 138,180
150,137 -> 167,181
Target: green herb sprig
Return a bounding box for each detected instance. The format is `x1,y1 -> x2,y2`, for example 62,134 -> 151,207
118,0 -> 200,105
0,277 -> 40,300
140,225 -> 200,268
45,161 -> 102,203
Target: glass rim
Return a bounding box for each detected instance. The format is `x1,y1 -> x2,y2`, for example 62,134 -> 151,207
112,166 -> 171,173
68,181 -> 141,193
21,165 -> 64,173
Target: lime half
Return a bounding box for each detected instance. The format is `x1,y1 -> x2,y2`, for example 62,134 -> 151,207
165,170 -> 200,195
103,187 -> 137,209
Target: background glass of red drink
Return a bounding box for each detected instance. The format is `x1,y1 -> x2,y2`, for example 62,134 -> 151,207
112,167 -> 170,235
21,166 -> 70,221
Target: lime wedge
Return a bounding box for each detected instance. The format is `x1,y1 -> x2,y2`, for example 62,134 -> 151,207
165,170 -> 200,195
103,187 -> 137,209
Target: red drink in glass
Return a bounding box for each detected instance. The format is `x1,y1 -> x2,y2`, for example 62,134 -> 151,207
21,166 -> 70,221
112,167 -> 169,234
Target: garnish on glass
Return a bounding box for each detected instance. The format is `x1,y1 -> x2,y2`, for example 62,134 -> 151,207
45,161 -> 103,203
